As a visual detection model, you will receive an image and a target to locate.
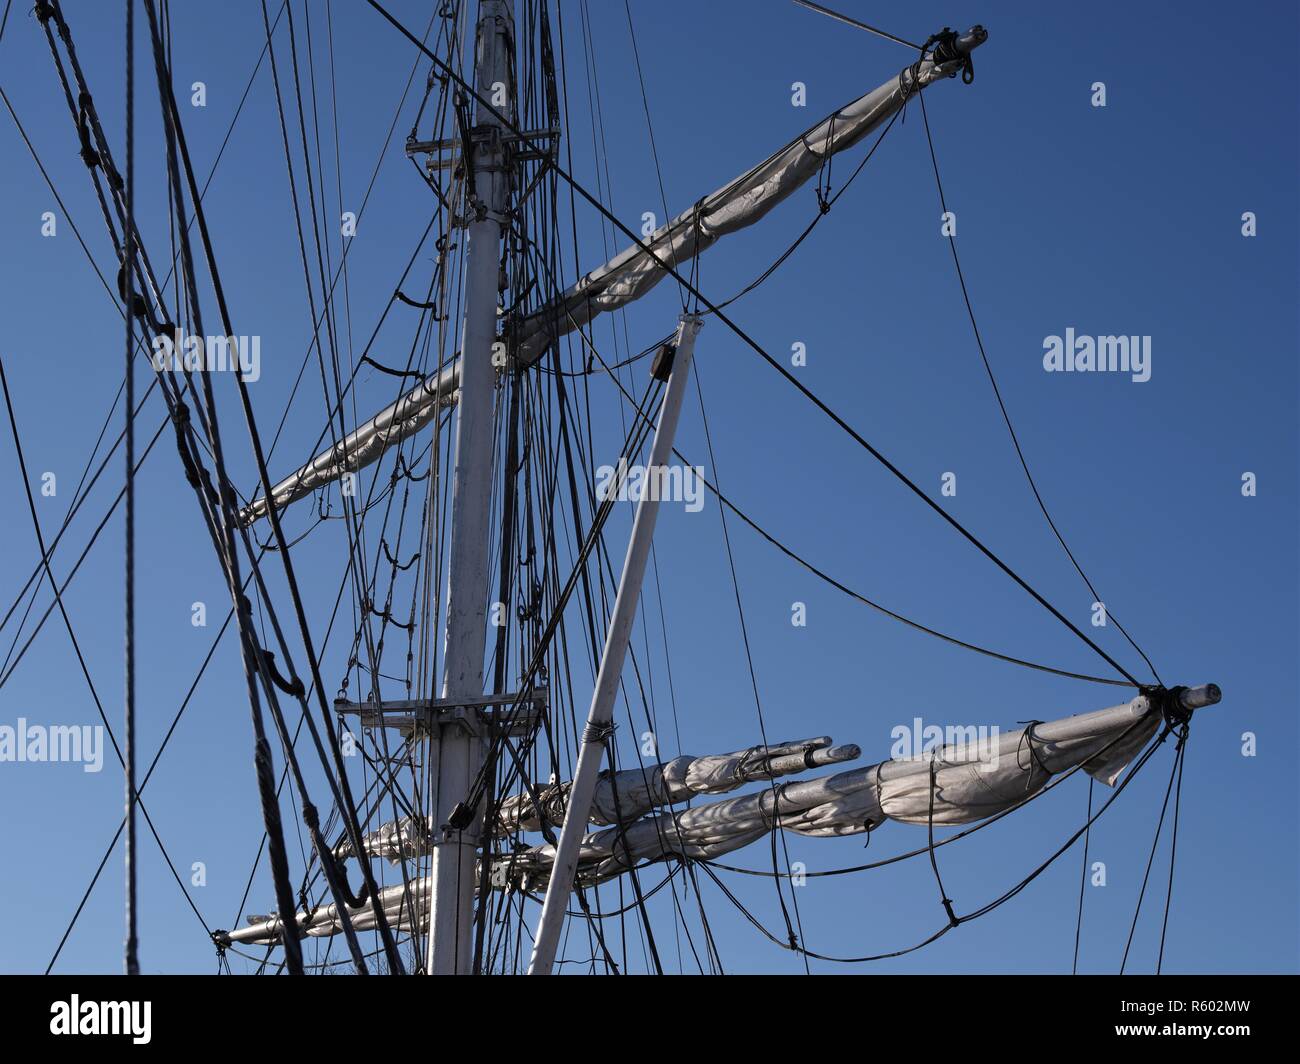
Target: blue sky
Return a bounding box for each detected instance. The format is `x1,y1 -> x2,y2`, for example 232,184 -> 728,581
0,0 -> 1295,974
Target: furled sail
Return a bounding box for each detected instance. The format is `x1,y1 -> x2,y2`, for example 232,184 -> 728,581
238,28 -> 987,526
503,692 -> 1159,890
221,687 -> 1177,947
333,737 -> 861,864
500,736 -> 861,832
236,375 -> 457,526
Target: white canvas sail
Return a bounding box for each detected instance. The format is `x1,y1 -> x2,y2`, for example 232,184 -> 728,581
239,29 -> 986,526
333,737 -> 861,864
222,686 -> 1193,947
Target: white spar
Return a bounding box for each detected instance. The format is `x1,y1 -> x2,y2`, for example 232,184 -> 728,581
332,736 -> 863,864
238,28 -> 987,526
220,684 -> 1218,947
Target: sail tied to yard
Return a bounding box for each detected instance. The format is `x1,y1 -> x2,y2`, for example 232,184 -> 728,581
237,27 -> 987,527
221,688 -> 1203,947
18,0 -> 1228,977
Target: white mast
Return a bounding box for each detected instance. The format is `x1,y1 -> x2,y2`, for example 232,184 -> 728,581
425,0 -> 512,976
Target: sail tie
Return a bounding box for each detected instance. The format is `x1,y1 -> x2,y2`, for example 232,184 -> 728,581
923,28 -> 976,86
365,596 -> 415,632
380,537 -> 421,571
927,758 -> 961,929
392,452 -> 429,484
297,888 -> 318,931
582,719 -> 617,746
901,28 -> 977,104
258,648 -> 305,700
359,353 -> 424,380
394,289 -> 442,314
1144,685 -> 1191,730
1014,720 -> 1050,792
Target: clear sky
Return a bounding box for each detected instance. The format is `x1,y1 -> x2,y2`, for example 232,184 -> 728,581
0,0 -> 1295,974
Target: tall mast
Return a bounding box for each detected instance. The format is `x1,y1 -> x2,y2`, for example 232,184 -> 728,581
425,0 -> 512,976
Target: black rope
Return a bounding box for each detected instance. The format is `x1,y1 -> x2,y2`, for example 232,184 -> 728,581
122,0 -> 139,977
926,758 -> 959,928
365,597 -> 415,632
790,0 -> 921,51
360,353 -> 424,379
47,596 -> 240,973
699,709 -> 1157,881
1014,720 -> 1051,791
915,82 -> 1161,687
699,727 -> 1167,963
367,0 -> 1140,687
1,359 -> 210,962
258,647 -> 306,699
695,366 -> 810,971
1156,734 -> 1187,973
710,103 -> 904,314
3,355 -> 214,970
380,537 -> 420,571
1119,725 -> 1186,973
512,234 -> 1132,690
394,288 -> 440,312
149,0 -> 405,972
76,0 -> 307,974
1072,778 -> 1093,974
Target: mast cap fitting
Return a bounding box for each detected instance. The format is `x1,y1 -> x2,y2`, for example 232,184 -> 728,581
650,342 -> 677,382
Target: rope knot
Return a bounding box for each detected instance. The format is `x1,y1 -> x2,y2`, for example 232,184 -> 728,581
940,896 -> 960,928
1144,685 -> 1192,739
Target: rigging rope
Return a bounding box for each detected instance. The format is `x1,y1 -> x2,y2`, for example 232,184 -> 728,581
367,0 -> 1142,687
515,237 -> 1138,689
144,0 -> 405,971
25,1 -> 1194,974
1072,778 -> 1094,973
790,0 -> 922,51
694,366 -> 811,970
122,0 -> 139,976
926,758 -> 959,928
40,0 -> 364,971
1120,723 -> 1187,973
700,726 -> 1168,963
28,0 -> 443,972
701,708 -> 1155,882
2,354 -> 215,968
1156,735 -> 1186,973
915,85 -> 1163,686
